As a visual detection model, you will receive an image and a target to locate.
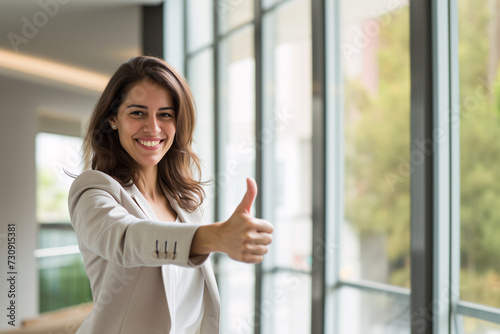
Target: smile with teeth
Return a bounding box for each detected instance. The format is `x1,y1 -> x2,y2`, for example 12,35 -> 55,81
137,139 -> 163,147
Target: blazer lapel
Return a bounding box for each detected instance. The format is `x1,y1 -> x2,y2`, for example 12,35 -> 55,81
126,184 -> 158,220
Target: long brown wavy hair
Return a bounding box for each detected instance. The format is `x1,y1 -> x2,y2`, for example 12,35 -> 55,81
82,56 -> 205,212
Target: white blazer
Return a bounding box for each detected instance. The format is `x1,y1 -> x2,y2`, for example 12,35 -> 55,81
68,170 -> 220,334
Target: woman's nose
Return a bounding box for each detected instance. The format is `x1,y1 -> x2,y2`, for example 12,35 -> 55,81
143,115 -> 160,133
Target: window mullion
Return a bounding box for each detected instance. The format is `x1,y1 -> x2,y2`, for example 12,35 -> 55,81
311,0 -> 327,333
410,1 -> 435,333
431,0 -> 453,333
254,0 -> 265,333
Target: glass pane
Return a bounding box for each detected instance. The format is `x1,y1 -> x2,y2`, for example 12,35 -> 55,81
218,26 -> 256,334
38,254 -> 91,313
217,0 -> 254,34
263,0 -> 312,271
219,25 -> 255,218
188,49 -> 215,224
458,0 -> 500,308
187,0 -> 214,52
36,132 -> 83,223
217,256 -> 255,333
461,316 -> 500,334
341,1 -> 411,288
38,226 -> 79,249
335,286 -> 410,334
262,272 -> 311,334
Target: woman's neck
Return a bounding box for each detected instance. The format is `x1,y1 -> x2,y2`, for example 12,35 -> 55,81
135,166 -> 162,201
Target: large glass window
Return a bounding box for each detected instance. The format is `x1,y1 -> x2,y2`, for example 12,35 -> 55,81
179,0 -> 500,332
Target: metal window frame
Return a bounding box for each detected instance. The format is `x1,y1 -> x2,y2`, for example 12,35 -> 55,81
432,0 -> 453,333
409,1 -> 435,333
254,1 -> 265,333
311,0 -> 327,332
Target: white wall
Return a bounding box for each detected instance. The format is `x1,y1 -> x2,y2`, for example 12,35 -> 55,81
0,76 -> 98,330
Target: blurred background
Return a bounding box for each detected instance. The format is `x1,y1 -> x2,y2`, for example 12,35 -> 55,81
0,0 -> 499,333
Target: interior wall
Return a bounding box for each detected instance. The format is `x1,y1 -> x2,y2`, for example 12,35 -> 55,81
0,75 -> 100,330
0,81 -> 38,329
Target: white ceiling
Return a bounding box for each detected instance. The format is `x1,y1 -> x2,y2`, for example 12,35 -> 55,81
0,0 -> 162,75
0,0 -> 162,119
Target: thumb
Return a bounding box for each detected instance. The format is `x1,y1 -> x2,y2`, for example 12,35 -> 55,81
236,177 -> 258,215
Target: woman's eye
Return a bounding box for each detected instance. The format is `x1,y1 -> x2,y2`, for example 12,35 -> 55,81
130,111 -> 144,116
159,113 -> 173,118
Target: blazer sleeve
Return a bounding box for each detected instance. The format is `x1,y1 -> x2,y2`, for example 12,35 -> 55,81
68,170 -> 209,268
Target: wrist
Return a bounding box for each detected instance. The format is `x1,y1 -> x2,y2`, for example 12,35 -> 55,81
190,222 -> 222,256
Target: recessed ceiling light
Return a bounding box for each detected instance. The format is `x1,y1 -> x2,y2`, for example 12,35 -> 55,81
0,48 -> 109,92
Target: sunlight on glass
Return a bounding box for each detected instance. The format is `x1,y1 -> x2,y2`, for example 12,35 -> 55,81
36,132 -> 83,223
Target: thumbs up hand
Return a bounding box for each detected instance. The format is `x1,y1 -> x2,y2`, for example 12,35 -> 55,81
215,178 -> 273,263
190,178 -> 273,263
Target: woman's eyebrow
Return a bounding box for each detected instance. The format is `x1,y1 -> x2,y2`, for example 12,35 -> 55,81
126,104 -> 148,109
126,104 -> 175,110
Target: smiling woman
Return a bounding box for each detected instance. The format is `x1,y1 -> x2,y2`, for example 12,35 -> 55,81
69,56 -> 274,334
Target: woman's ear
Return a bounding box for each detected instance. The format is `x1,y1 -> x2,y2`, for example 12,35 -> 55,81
108,117 -> 117,130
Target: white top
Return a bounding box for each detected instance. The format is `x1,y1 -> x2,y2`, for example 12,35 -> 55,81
162,217 -> 205,334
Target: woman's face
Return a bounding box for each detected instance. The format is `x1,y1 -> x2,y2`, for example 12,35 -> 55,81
109,80 -> 176,170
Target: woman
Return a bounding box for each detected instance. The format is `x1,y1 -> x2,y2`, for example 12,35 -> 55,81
68,56 -> 273,334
